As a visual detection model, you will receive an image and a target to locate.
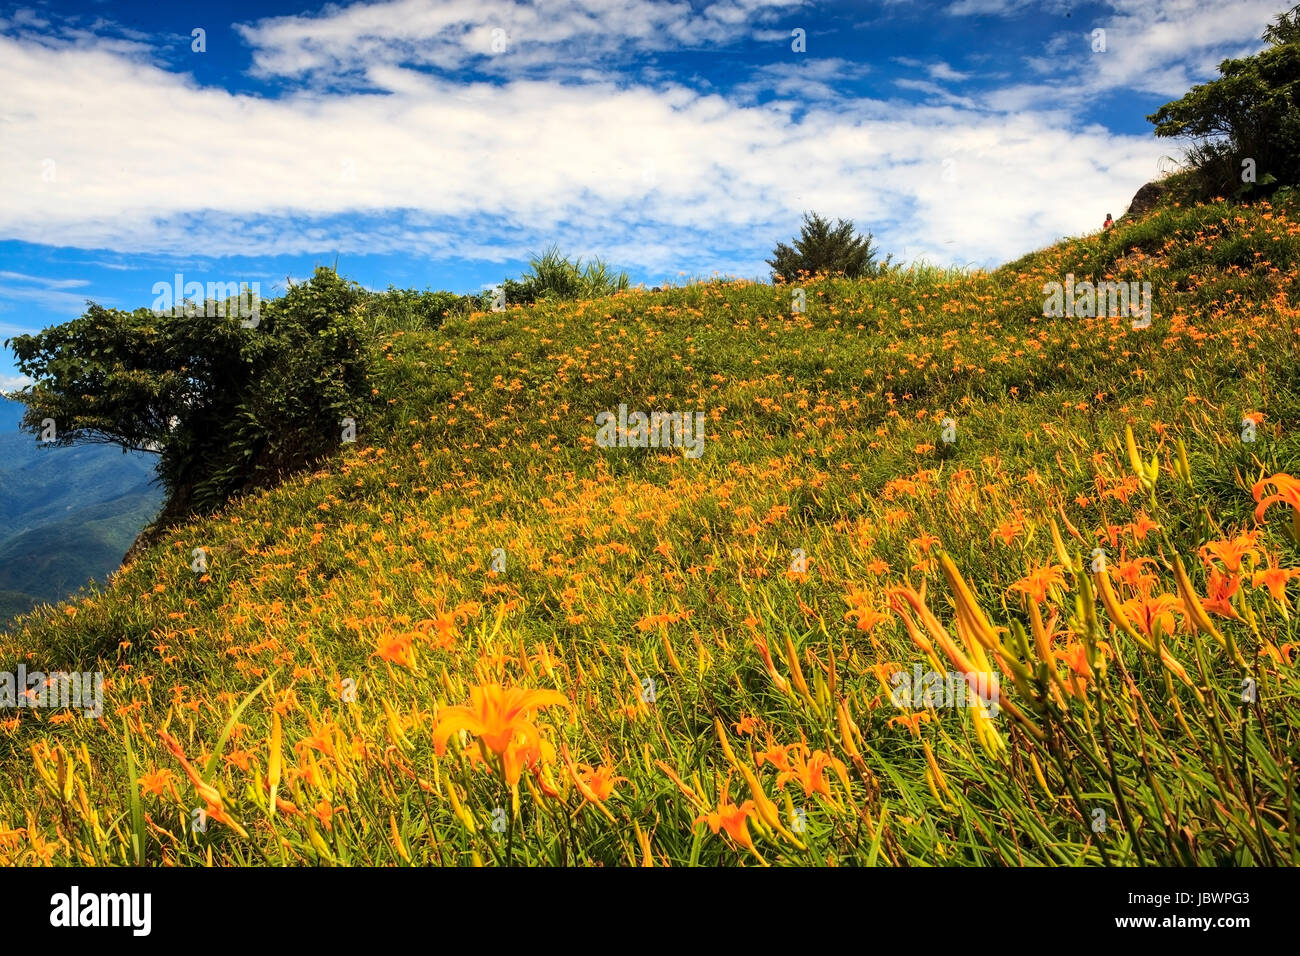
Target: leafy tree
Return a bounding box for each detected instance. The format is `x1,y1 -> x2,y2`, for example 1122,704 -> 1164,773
1147,4 -> 1300,196
766,212 -> 887,282
5,267 -> 373,522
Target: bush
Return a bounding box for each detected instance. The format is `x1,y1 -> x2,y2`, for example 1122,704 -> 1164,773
767,211 -> 889,282
502,246 -> 630,305
5,267 -> 373,522
365,287 -> 476,333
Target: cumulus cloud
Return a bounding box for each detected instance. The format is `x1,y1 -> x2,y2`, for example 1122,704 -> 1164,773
0,28 -> 1165,273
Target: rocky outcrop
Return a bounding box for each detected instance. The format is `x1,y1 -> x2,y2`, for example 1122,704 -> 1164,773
1124,180 -> 1167,220
117,527 -> 154,574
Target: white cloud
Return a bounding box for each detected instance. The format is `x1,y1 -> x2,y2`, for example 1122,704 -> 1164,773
0,272 -> 94,312
927,61 -> 971,82
0,271 -> 89,289
0,27 -> 1170,273
0,0 -> 1282,277
0,373 -> 32,392
947,0 -> 1071,16
893,77 -> 978,108
732,57 -> 872,102
237,0 -> 808,83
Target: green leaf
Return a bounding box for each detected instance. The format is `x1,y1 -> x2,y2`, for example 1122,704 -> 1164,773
202,673 -> 276,784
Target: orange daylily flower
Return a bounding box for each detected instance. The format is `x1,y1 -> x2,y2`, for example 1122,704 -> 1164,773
1113,555 -> 1159,595
574,763 -> 624,803
636,610 -> 692,632
314,799 -> 339,830
754,739 -> 798,773
373,632 -> 416,668
776,746 -> 847,801
415,611 -> 463,650
1008,563 -> 1068,604
990,517 -> 1025,546
560,745 -> 626,821
887,711 -> 932,735
433,684 -> 569,787
137,768 -> 175,799
157,729 -> 248,838
1120,593 -> 1184,640
843,593 -> 890,633
1054,640 -> 1110,698
733,715 -> 759,736
1200,534 -> 1261,575
696,796 -> 758,854
1127,513 -> 1160,543
1253,473 -> 1300,536
1202,570 -> 1242,620
1252,559 -> 1298,616
911,533 -> 941,554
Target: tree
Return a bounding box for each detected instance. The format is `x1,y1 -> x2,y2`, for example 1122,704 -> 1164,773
1264,3 -> 1300,46
1147,4 -> 1300,196
766,212 -> 886,282
5,267 -> 373,522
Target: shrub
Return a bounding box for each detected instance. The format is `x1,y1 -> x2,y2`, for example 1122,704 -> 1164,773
766,211 -> 889,282
365,287 -> 475,333
503,246 -> 630,305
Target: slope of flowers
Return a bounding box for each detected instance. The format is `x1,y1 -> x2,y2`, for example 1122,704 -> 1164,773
1,196 -> 1298,866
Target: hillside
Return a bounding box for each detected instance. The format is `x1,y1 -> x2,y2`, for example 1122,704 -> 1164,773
0,590 -> 35,621
0,398 -> 163,629
1,194 -> 1298,866
0,487 -> 162,597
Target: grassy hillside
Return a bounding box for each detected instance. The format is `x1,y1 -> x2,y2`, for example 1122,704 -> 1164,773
1,194 -> 1298,866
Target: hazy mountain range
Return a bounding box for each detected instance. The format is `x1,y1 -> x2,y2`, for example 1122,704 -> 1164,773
0,397 -> 162,628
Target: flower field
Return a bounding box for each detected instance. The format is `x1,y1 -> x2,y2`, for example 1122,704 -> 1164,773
2,195 -> 1299,866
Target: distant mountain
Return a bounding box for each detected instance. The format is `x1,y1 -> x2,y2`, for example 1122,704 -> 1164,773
0,589 -> 36,620
0,397 -> 163,630
0,397 -> 22,431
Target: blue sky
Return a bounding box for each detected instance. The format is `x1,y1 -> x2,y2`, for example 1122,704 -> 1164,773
0,0 -> 1289,386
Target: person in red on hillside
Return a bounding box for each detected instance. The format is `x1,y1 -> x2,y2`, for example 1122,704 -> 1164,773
1103,213 -> 1114,230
